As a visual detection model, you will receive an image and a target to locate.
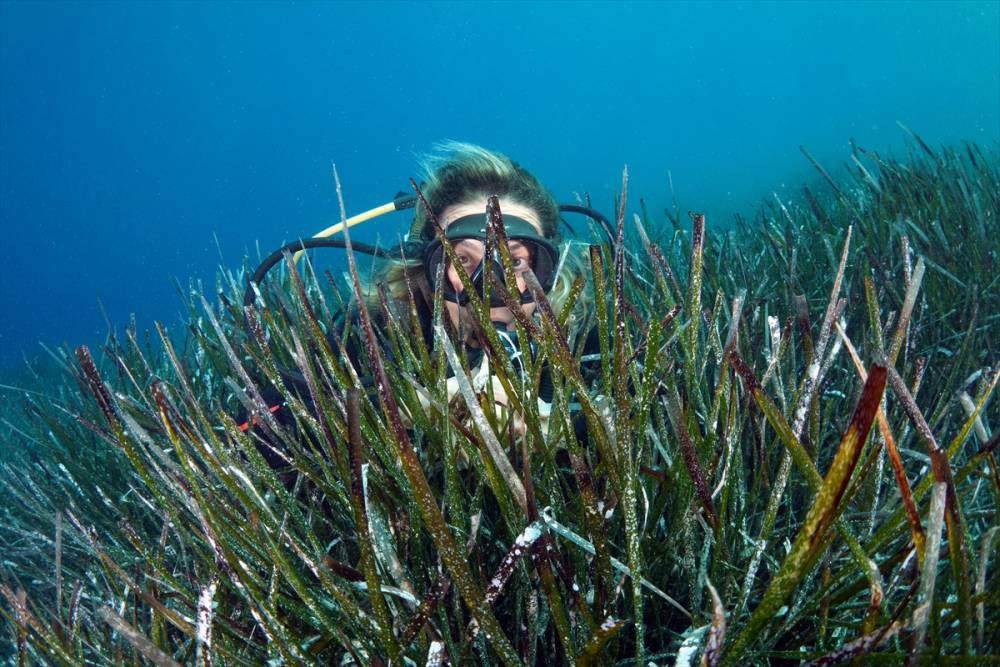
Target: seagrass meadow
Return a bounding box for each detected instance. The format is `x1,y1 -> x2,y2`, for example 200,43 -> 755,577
1,138 -> 998,666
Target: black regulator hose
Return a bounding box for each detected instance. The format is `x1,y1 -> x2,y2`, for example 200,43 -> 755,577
242,200 -> 615,329
559,203 -> 615,243
243,237 -> 397,311
244,203 -> 613,310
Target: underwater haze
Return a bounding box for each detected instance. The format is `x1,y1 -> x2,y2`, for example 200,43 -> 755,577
1,0 -> 998,373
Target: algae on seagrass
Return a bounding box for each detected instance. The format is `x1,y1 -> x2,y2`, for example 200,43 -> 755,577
1,137 -> 998,665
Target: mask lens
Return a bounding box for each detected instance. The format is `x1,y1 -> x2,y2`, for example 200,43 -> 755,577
527,239 -> 557,292
422,220 -> 559,304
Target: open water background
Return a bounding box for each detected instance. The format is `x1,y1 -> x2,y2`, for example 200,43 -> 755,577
1,0 -> 998,373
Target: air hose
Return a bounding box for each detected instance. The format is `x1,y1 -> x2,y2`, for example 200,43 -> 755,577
244,194 -> 612,313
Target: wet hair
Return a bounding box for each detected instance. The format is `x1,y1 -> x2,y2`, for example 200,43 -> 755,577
409,141 -> 561,241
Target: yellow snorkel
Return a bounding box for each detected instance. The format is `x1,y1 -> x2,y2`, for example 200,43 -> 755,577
247,194 -> 613,317
291,194 -> 417,263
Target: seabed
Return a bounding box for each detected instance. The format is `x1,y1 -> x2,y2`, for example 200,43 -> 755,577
2,139 -> 998,666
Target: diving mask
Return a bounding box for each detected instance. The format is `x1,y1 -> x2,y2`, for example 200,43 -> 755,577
422,214 -> 559,307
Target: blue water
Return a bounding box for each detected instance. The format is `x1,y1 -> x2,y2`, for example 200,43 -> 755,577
1,1 -> 997,371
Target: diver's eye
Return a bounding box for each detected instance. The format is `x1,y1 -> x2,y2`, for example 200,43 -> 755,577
507,241 -> 535,272
511,246 -> 534,271
452,240 -> 484,273
456,254 -> 475,275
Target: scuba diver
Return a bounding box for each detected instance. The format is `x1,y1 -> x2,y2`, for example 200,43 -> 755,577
242,142 -> 611,459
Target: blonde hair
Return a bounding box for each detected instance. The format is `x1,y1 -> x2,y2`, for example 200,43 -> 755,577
409,141 -> 561,241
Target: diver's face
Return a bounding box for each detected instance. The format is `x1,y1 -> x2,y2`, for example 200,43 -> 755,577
446,238 -> 534,295
441,197 -> 542,333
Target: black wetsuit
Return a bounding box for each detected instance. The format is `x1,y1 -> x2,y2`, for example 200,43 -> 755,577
244,292 -> 601,470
